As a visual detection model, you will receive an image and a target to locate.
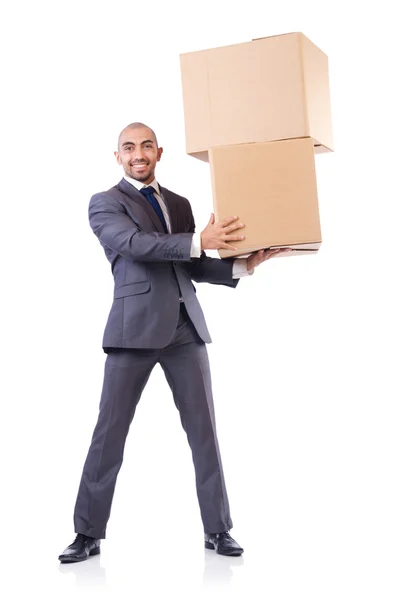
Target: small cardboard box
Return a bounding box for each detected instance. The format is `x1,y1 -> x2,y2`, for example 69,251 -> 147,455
209,137 -> 322,259
180,32 -> 333,161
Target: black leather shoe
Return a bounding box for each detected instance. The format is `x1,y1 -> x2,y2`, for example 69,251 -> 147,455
58,533 -> 100,563
204,531 -> 244,556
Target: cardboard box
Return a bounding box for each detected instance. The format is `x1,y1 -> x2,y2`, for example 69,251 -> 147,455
180,32 -> 333,160
209,138 -> 322,259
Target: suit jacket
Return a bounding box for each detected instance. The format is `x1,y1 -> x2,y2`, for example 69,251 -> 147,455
88,178 -> 238,351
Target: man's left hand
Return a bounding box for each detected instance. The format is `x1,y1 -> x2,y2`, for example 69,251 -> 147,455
247,248 -> 291,271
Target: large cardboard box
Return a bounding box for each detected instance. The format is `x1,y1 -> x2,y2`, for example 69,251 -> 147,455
180,32 -> 333,161
209,138 -> 322,259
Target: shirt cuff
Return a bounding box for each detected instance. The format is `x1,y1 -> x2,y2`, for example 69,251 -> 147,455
190,233 -> 202,258
232,258 -> 254,278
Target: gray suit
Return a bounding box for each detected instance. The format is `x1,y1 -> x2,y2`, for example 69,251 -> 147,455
73,178 -> 237,538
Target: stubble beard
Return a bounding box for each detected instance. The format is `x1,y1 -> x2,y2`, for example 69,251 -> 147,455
126,163 -> 154,183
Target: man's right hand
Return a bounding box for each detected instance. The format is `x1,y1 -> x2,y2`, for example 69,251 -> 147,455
200,214 -> 245,251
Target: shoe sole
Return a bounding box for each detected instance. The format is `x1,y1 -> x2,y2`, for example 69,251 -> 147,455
58,547 -> 100,563
205,541 -> 243,556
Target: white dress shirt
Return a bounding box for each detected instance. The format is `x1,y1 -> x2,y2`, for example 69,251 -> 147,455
123,176 -> 253,278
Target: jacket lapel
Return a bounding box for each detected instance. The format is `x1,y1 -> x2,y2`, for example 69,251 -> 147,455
160,186 -> 180,233
117,178 -> 164,233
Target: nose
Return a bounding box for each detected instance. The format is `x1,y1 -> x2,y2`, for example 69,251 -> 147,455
134,147 -> 145,160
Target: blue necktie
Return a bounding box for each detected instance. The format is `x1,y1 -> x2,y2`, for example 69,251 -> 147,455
140,186 -> 168,233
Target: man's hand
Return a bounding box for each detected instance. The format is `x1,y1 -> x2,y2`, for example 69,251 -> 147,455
247,248 -> 291,271
200,214 -> 245,251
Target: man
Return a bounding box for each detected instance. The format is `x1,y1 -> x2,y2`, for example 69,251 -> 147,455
59,122 -> 287,563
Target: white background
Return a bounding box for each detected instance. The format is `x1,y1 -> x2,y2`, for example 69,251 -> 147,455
1,0 -> 396,598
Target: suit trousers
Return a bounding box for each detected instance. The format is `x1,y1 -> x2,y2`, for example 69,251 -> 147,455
73,304 -> 233,539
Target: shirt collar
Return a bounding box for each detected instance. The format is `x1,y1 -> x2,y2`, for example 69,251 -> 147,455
123,175 -> 160,195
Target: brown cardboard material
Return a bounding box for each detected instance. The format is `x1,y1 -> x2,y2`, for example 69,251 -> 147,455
180,32 -> 333,160
209,138 -> 322,259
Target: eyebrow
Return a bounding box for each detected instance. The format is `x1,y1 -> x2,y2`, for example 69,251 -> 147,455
122,139 -> 155,148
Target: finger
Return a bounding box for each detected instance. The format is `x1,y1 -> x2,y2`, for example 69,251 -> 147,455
223,234 -> 245,241
252,254 -> 265,267
219,216 -> 239,227
263,249 -> 284,260
223,222 -> 245,233
208,213 -> 215,225
265,248 -> 283,255
261,251 -> 277,261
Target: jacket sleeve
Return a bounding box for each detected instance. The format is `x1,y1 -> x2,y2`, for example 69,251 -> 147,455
181,206 -> 239,288
89,192 -> 194,262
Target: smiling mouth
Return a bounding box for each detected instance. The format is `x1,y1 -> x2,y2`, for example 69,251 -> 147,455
132,163 -> 148,169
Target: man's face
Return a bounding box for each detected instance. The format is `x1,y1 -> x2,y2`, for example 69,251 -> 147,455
115,127 -> 163,183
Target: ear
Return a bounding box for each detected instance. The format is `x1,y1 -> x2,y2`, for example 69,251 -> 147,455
157,147 -> 163,162
114,150 -> 121,165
